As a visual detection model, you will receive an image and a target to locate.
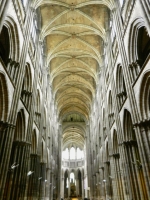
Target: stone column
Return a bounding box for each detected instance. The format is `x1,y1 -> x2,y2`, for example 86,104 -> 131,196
57,125 -> 62,200
76,178 -> 79,197
38,163 -> 46,200
68,174 -> 70,198
50,172 -> 54,200
99,167 -> 105,200
61,177 -> 64,198
82,176 -> 84,199
135,124 -> 150,197
0,123 -> 15,198
95,173 -> 99,200
84,175 -> 88,199
45,168 -> 50,200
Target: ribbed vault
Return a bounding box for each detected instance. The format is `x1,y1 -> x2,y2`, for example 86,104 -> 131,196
34,0 -> 112,149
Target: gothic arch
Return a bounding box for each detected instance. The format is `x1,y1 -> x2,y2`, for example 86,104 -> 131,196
108,91 -> 113,115
14,109 -> 26,141
4,109 -> 27,199
0,25 -> 10,66
31,129 -> 37,154
116,64 -> 127,108
4,16 -> 20,62
108,91 -> 114,128
129,17 -> 150,66
99,148 -> 103,166
0,72 -> 9,121
112,129 -> 118,154
43,107 -> 47,127
0,17 -> 21,82
21,63 -> 32,108
36,89 -> 41,113
47,147 -> 50,166
102,107 -> 107,141
22,63 -> 32,93
139,71 -> 150,119
123,109 -> 147,199
105,141 -> 109,162
123,109 -> 135,141
41,139 -> 46,163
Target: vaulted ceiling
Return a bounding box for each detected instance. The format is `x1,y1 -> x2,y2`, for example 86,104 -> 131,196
35,0 -> 113,149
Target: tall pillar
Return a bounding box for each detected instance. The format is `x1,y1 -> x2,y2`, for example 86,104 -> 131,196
26,154 -> 40,199
99,167 -> 105,200
50,172 -> 54,200
82,176 -> 84,200
45,168 -> 50,200
58,125 -> 62,200
38,163 -> 46,200
0,123 -> 15,199
68,174 -> 70,198
76,178 -> 79,197
84,175 -> 88,199
61,177 -> 64,198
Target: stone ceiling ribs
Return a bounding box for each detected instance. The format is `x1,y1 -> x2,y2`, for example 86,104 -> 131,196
35,0 -> 111,148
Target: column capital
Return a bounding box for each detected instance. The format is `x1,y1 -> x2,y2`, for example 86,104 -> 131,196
0,121 -> 15,131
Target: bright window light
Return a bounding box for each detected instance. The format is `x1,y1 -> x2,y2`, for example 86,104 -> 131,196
70,172 -> 75,183
62,148 -> 69,159
70,147 -> 75,159
22,0 -> 28,7
119,0 -> 124,7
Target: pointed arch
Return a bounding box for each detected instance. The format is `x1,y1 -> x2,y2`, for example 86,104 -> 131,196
128,17 -> 150,71
139,71 -> 150,119
14,109 -> 26,141
0,72 -> 9,121
2,16 -> 20,63
31,129 -> 37,154
21,63 -> 32,108
116,64 -> 127,108
112,129 -> 119,154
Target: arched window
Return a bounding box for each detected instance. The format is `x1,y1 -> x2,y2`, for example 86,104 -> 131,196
129,23 -> 150,82
119,0 -> 124,7
116,64 -> 127,109
108,91 -> 115,128
139,72 -> 150,118
21,63 -> 32,108
31,129 -> 37,154
137,26 -> 150,67
103,108 -> 107,140
0,26 -> 10,66
77,148 -> 84,159
62,148 -> 69,159
0,73 -> 9,121
14,109 -> 25,141
70,172 -> 75,183
43,108 -> 46,139
70,147 -> 75,159
22,0 -> 28,7
0,18 -> 20,81
35,90 -> 41,126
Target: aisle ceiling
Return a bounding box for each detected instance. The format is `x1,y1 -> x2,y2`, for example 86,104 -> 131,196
35,0 -> 112,148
